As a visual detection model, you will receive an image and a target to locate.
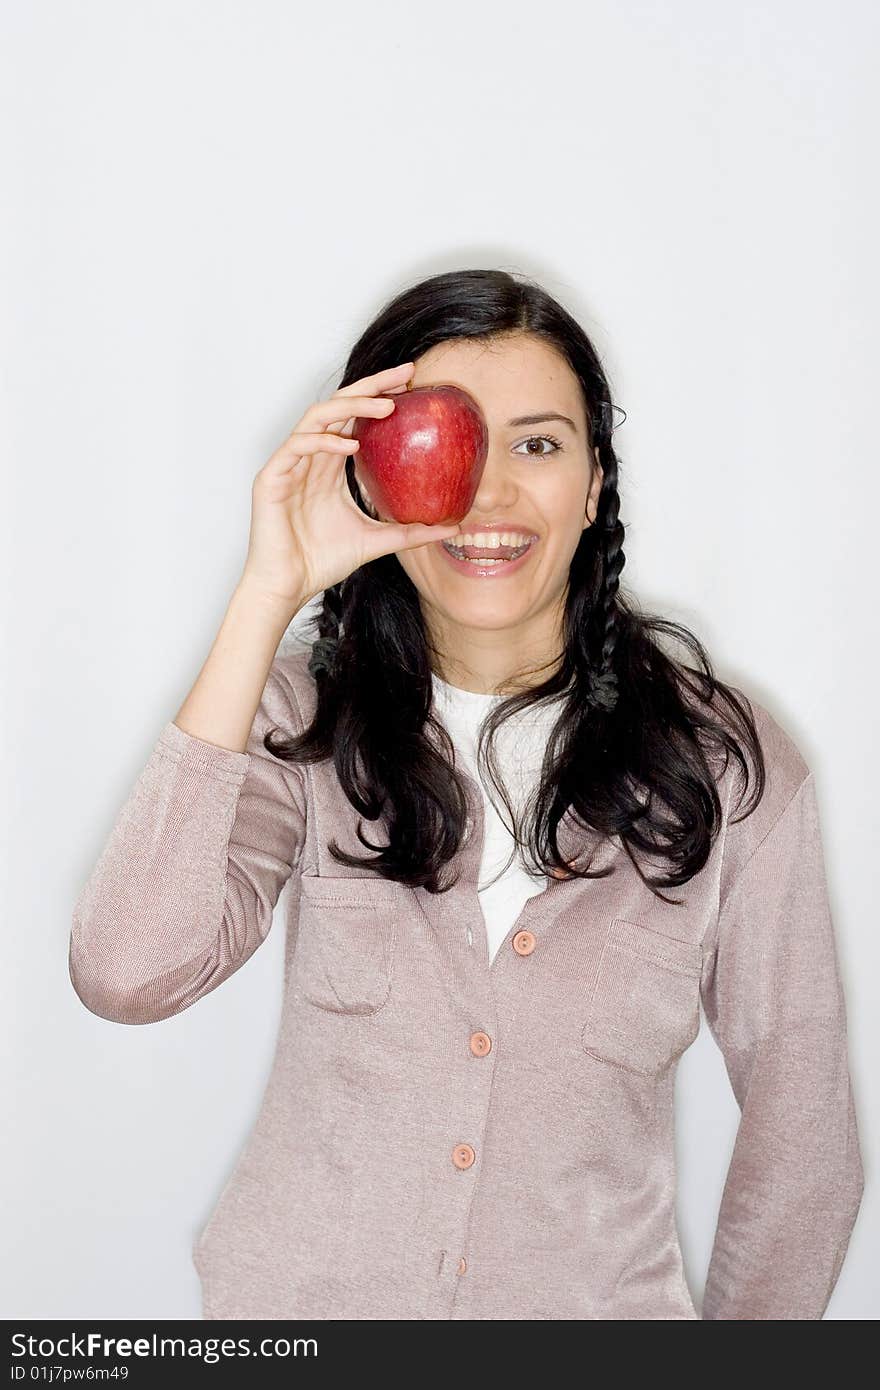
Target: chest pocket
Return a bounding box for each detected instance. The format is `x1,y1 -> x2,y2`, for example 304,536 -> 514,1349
581,917 -> 703,1077
294,874 -> 400,1015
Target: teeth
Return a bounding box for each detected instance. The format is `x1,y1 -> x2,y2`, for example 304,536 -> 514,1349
445,532 -> 533,548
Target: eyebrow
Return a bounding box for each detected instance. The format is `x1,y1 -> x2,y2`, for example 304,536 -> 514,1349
507,411 -> 579,433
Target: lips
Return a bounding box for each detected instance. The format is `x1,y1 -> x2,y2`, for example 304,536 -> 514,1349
436,534 -> 539,578
439,520 -> 540,564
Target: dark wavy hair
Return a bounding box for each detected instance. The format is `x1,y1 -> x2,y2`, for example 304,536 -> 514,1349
264,268 -> 765,903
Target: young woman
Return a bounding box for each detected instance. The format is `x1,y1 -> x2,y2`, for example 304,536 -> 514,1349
70,268 -> 864,1320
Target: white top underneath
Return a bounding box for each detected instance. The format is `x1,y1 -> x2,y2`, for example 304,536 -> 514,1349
430,672 -> 565,964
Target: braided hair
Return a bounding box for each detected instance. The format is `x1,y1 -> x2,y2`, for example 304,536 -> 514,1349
307,587 -> 343,679
579,398 -> 624,713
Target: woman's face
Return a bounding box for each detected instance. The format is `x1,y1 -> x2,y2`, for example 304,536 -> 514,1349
354,331 -> 604,674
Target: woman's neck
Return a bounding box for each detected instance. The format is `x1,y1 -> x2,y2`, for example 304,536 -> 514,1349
424,598 -> 567,696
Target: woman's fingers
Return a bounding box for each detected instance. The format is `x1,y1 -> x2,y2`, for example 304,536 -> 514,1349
268,364 -> 415,482
337,361 -> 414,398
363,518 -> 462,562
265,431 -> 358,477
310,393 -> 397,438
316,363 -> 414,432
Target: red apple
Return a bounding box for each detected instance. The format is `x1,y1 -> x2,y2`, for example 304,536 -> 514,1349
352,384 -> 489,525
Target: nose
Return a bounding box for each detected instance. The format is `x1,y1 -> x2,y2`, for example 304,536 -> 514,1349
469,441 -> 517,512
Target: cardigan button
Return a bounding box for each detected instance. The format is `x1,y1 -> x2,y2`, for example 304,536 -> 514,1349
469,1031 -> 491,1056
457,1256 -> 468,1274
452,1143 -> 476,1169
512,929 -> 536,956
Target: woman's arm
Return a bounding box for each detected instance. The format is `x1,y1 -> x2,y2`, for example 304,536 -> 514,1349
69,358 -> 453,1027
68,583 -> 310,1025
699,771 -> 865,1319
172,576 -> 303,752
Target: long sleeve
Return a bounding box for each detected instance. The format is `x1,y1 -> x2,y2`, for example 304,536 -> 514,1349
69,661 -> 307,1025
699,771 -> 864,1319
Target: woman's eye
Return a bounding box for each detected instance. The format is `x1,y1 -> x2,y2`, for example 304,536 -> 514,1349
513,434 -> 564,459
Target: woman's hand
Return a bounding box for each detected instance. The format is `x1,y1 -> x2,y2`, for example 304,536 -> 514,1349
240,362 -> 462,611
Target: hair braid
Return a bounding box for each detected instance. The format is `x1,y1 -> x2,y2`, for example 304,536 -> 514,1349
307,581 -> 343,678
585,426 -> 625,712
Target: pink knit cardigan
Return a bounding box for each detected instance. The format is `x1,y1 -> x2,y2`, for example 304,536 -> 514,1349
69,649 -> 864,1319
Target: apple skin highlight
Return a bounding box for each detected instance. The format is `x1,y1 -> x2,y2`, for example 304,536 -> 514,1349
352,384 -> 489,526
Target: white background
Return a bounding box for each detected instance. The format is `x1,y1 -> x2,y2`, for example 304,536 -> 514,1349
2,0 -> 876,1320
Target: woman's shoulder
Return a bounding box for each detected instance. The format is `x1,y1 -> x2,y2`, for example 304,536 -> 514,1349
724,680 -> 810,782
698,675 -> 815,871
